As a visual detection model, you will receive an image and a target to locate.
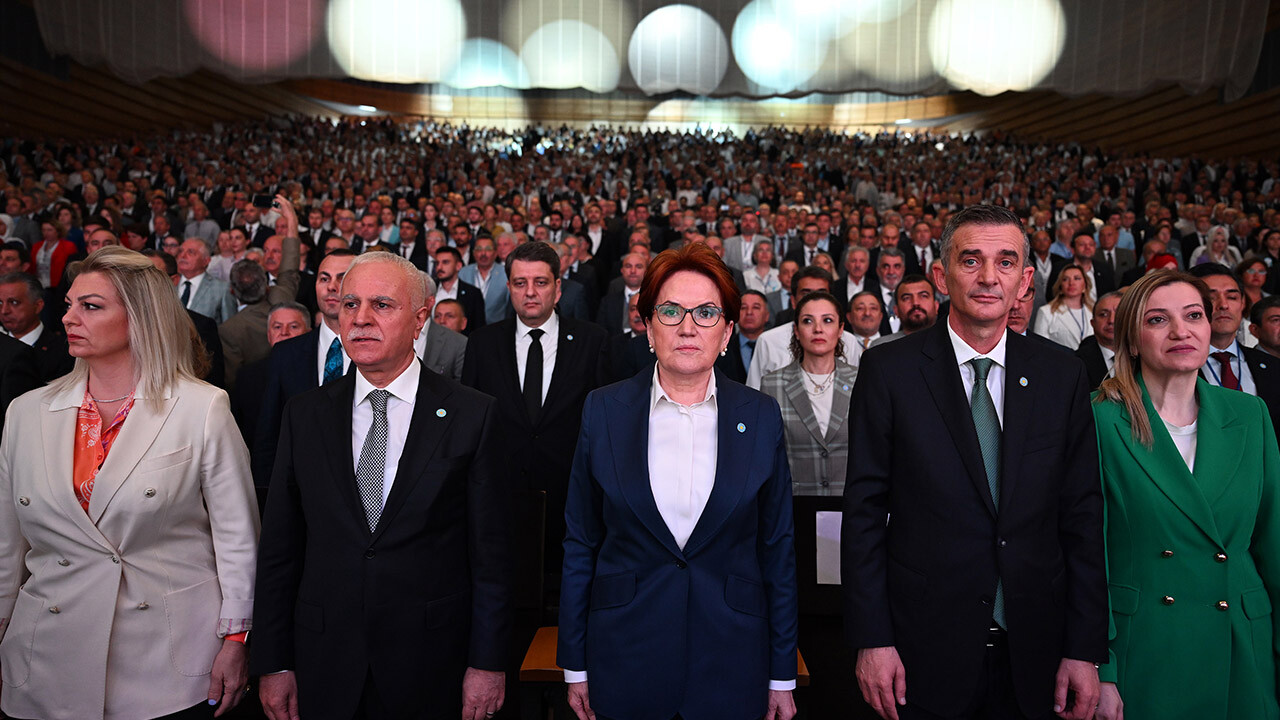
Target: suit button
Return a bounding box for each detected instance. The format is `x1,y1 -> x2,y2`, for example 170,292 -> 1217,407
365,549 -> 376,558
1217,600 -> 1229,611
1215,552 -> 1228,563
48,606 -> 60,614
998,539 -> 1007,547
109,555 -> 120,564
18,496 -> 29,506
137,602 -> 149,610
1161,595 -> 1175,605
1160,550 -> 1174,558
57,559 -> 70,566
144,488 -> 156,498
820,449 -> 828,458
675,560 -> 687,569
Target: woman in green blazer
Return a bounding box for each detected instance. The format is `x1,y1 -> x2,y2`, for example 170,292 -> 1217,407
1093,269 -> 1280,720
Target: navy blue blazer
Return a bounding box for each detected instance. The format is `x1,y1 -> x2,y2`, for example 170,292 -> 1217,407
558,370 -> 798,720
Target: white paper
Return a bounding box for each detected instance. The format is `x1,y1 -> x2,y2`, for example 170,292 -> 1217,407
815,511 -> 842,585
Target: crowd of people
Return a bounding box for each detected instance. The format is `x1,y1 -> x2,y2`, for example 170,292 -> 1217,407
0,116 -> 1278,720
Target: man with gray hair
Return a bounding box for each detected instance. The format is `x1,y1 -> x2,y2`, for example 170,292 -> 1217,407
0,271 -> 73,381
254,250 -> 512,720
217,233 -> 300,390
176,238 -> 237,323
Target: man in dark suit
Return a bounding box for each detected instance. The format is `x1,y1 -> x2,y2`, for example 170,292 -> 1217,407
395,216 -> 430,272
608,291 -> 654,382
716,288 -> 769,383
595,251 -> 646,336
1191,263 -> 1280,439
0,272 -> 74,382
433,246 -> 486,335
253,252 -> 510,720
784,222 -> 829,268
1074,292 -> 1121,390
1092,225 -> 1135,280
844,205 -> 1105,720
0,332 -> 41,441
832,246 -> 880,313
1047,231 -> 1115,302
253,249 -> 358,488
901,221 -> 941,277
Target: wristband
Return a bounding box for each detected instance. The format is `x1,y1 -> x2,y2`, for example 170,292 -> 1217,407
225,631 -> 248,644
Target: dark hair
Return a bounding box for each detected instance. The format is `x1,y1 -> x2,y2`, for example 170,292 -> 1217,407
895,273 -> 935,302
791,265 -> 834,295
740,289 -> 769,305
229,259 -> 268,304
435,245 -> 463,264
789,291 -> 846,363
323,247 -> 357,260
503,239 -> 560,278
140,248 -> 178,276
0,272 -> 43,303
1188,262 -> 1243,294
637,242 -> 741,324
939,205 -> 1030,269
1251,294 -> 1280,325
2,240 -> 30,265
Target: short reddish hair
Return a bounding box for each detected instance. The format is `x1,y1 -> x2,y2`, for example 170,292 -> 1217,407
637,242 -> 741,324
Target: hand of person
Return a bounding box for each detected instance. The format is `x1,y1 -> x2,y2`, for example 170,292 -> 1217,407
1054,658 -> 1100,720
1096,681 -> 1123,720
856,646 -> 907,720
461,667 -> 504,720
566,681 -> 596,720
207,639 -> 249,717
258,670 -> 301,720
765,689 -> 797,720
274,194 -> 298,238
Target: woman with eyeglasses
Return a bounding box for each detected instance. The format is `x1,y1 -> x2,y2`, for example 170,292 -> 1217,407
559,242 -> 799,720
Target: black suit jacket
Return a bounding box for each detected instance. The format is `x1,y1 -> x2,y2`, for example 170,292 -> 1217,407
449,280 -> 487,336
832,275 -> 881,314
461,317 -> 608,572
715,330 -> 749,383
31,325 -> 74,383
0,334 -> 40,441
596,288 -> 629,336
557,278 -> 592,321
1199,346 -> 1280,442
900,239 -> 941,277
608,332 -> 654,383
252,365 -> 511,719
187,309 -> 226,389
253,328 -> 325,488
842,324 -> 1106,717
1074,335 -> 1110,390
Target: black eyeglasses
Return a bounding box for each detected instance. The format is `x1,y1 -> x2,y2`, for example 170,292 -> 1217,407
653,302 -> 725,327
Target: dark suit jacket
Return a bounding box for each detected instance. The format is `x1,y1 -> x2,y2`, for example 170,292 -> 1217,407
558,370 -> 798,720
900,239 -> 941,276
187,309 -> 226,389
842,324 -> 1107,717
461,316 -> 608,573
251,365 -> 511,720
608,332 -> 653,383
595,288 -> 629,336
565,263 -> 600,313
715,330 -> 750,384
557,278 -> 591,322
1074,335 -> 1110,390
448,280 -> 487,336
832,275 -> 881,314
31,325 -> 74,383
229,356 -> 268,448
253,328 -> 327,488
1199,346 -> 1280,442
0,334 -> 41,441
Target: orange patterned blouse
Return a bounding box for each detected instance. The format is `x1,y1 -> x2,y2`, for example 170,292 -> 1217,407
71,389 -> 136,514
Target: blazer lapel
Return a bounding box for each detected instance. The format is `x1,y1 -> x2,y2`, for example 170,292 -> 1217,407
997,333 -> 1035,514
88,393 -> 178,525
782,365 -> 826,448
1113,377 -> 1223,546
684,373 -> 754,556
42,384 -> 117,551
498,321 -> 530,428
608,372 -> 684,560
372,364 -> 450,542
824,365 -> 856,444
1191,382 -> 1244,506
320,374 -> 367,536
920,325 -> 996,517
542,318 -> 578,423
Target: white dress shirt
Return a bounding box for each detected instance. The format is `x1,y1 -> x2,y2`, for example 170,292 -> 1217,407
746,322 -> 859,389
879,285 -> 901,334
351,359 -> 419,506
316,322 -> 352,385
948,319 -> 1009,428
1201,339 -> 1257,395
412,320 -> 432,360
178,272 -> 206,307
11,322 -> 42,347
516,312 -> 559,402
844,276 -> 866,303
1100,344 -> 1116,376
436,279 -> 460,302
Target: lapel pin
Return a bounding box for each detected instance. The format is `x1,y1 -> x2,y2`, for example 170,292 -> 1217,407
436,408 -> 447,418
1019,377 -> 1028,387
736,422 -> 746,433
566,334 -> 574,341
1262,362 -> 1269,370
842,384 -> 850,391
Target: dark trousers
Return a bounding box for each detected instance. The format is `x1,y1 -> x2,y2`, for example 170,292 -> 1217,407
898,631 -> 1052,720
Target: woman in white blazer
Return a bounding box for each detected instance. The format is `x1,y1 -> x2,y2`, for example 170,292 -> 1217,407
0,247 -> 259,720
1034,264 -> 1095,350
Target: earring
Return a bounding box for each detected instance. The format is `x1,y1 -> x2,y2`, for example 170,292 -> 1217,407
719,348 -> 727,357
649,345 -> 655,353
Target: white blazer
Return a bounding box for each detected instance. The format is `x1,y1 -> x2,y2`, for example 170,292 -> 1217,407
0,377 -> 259,720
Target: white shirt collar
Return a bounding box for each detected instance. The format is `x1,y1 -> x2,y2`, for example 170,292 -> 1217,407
947,317 -> 1009,370
354,356 -> 421,409
517,309 -> 559,341
13,321 -> 42,347
649,365 -> 717,413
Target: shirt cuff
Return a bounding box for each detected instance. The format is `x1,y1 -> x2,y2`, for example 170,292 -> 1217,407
217,617 -> 252,637
769,679 -> 797,691
563,669 -> 588,683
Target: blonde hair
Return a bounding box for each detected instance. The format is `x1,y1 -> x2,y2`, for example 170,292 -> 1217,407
1094,269 -> 1212,447
52,246 -> 205,405
1048,265 -> 1095,314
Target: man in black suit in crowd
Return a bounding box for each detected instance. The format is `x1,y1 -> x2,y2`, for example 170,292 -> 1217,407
1191,263 -> 1280,440
716,288 -> 770,383
1047,231 -> 1115,303
433,246 -> 486,335
254,252 -> 510,720
0,272 -> 74,382
396,216 -> 430,272
901,221 -> 941,277
0,332 -> 40,441
608,291 -> 654,382
833,246 -> 881,313
596,251 -> 646,336
253,249 -> 358,488
1074,291 -> 1122,390
844,205 -> 1105,720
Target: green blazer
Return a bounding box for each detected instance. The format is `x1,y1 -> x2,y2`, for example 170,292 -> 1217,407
1093,377 -> 1280,719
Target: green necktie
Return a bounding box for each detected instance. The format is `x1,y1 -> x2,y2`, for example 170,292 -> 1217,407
969,357 -> 1006,628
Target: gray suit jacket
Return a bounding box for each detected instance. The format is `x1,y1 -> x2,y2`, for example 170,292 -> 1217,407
181,273 -> 237,324
759,361 -> 857,496
869,330 -> 908,347
723,235 -> 769,271
418,321 -> 467,382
